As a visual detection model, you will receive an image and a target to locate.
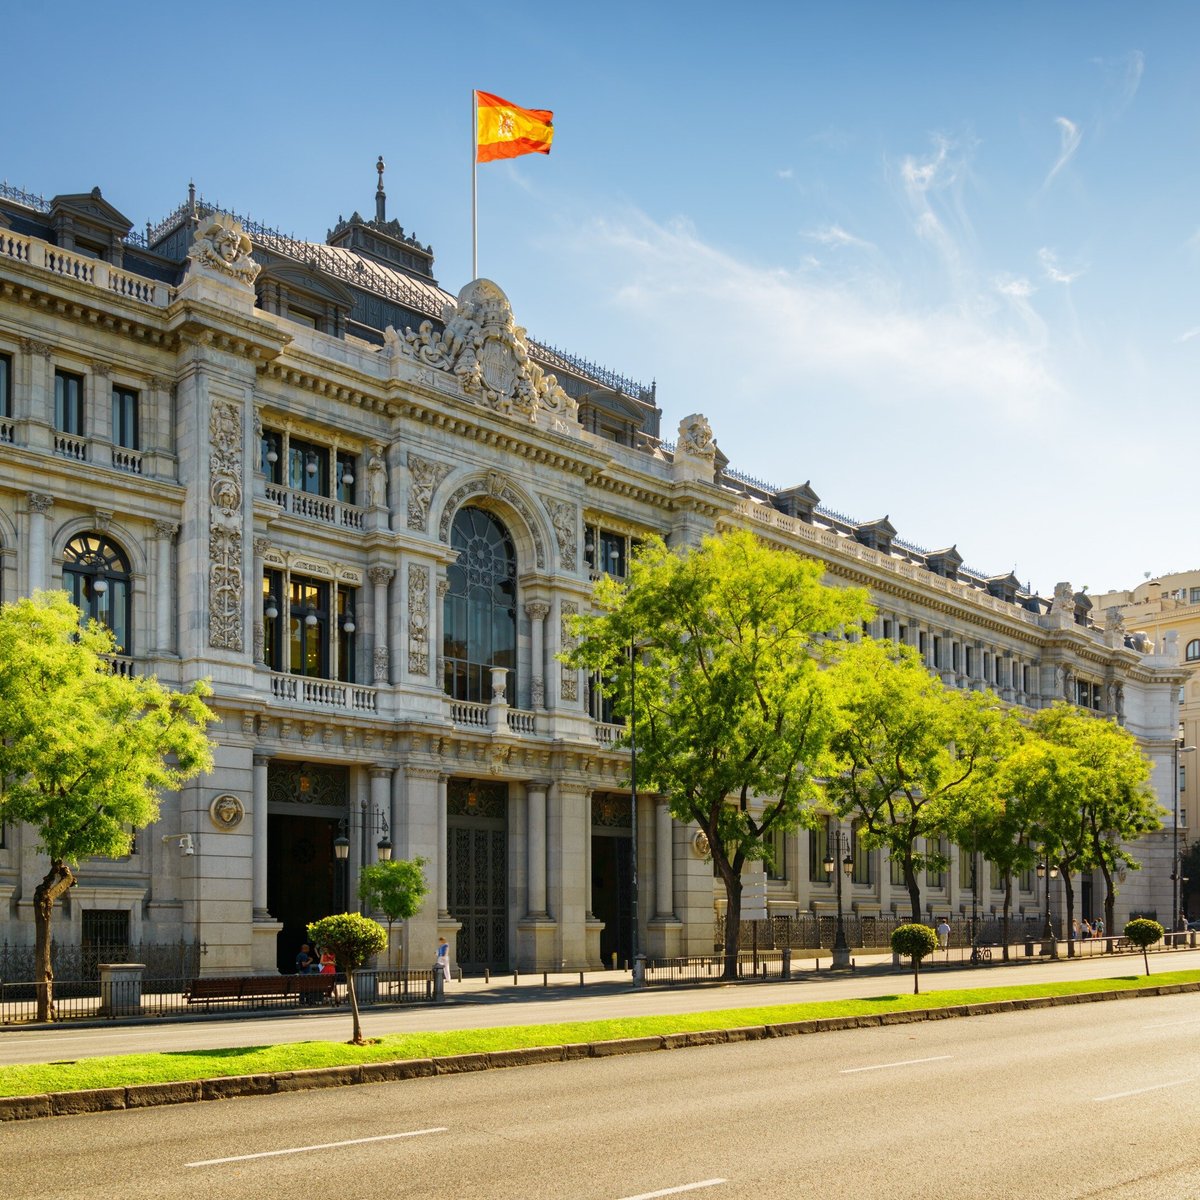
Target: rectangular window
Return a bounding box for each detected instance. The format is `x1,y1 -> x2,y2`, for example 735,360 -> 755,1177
959,847 -> 974,890
336,589 -> 356,683
881,619 -> 892,639
926,838 -> 946,890
851,821 -> 872,885
289,578 -> 329,677
1191,588 -> 1200,604
263,571 -> 284,670
952,643 -> 960,672
111,385 -> 138,449
919,631 -> 928,657
932,635 -> 941,666
261,429 -> 283,483
288,438 -> 328,496
54,369 -> 84,434
0,352 -> 10,418
1019,866 -> 1034,892
599,530 -> 626,578
765,825 -> 787,881
336,453 -> 357,505
889,852 -> 905,886
964,647 -> 974,677
808,818 -> 832,883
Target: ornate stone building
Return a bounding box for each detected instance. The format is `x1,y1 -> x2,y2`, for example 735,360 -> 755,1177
0,173 -> 1184,975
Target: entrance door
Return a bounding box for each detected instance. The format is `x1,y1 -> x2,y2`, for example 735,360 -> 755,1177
268,812 -> 339,973
447,779 -> 508,971
592,792 -> 634,968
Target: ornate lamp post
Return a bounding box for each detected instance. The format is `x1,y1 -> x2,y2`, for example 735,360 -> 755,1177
1037,855 -> 1059,958
822,830 -> 854,969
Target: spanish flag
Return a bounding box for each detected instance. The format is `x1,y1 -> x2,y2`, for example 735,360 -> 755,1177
475,91 -> 554,163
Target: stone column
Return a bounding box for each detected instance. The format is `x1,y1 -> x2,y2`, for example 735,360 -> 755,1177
393,764 -> 444,967
527,780 -> 548,916
547,779 -> 591,969
368,566 -> 393,684
26,493 -> 53,593
436,774 -> 449,916
88,362 -> 111,467
252,755 -> 269,916
154,522 -> 179,656
655,802 -> 674,918
525,601 -> 550,709
250,536 -> 269,664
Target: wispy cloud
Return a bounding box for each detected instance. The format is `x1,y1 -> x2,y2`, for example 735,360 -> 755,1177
995,274 -> 1046,343
1038,247 -> 1084,284
1041,116 -> 1082,191
1091,50 -> 1145,120
1178,326 -> 1200,343
804,223 -> 875,251
897,134 -> 975,288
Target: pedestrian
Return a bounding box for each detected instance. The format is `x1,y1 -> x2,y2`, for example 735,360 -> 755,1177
1181,911 -> 1190,933
1081,919 -> 1092,940
437,936 -> 452,982
319,946 -> 336,974
295,942 -> 314,974
1094,915 -> 1105,939
936,917 -> 950,952
1072,919 -> 1080,940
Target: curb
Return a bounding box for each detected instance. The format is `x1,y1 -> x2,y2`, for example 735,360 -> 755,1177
3,979 -> 1196,1123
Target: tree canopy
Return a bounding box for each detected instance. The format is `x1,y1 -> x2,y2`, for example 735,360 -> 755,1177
358,857 -> 429,967
0,592 -> 215,1019
307,912 -> 388,1043
825,637 -> 1014,922
567,530 -> 873,977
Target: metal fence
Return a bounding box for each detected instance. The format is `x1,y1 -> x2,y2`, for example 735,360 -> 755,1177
0,967 -> 436,1025
0,940 -> 204,986
714,913 -> 1044,953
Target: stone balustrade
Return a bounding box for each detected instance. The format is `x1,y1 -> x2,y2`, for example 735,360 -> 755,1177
0,229 -> 170,307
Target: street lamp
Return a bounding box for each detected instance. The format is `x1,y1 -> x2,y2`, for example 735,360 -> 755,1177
333,822 -> 350,912
1172,742 -> 1196,934
1036,855 -> 1059,958
822,830 -> 854,969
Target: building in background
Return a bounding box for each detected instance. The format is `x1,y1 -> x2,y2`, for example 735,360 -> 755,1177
0,170 -> 1184,976
1092,571 -> 1200,917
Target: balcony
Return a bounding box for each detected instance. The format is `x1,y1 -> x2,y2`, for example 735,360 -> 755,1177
264,484 -> 364,531
0,230 -> 171,307
269,673 -> 378,713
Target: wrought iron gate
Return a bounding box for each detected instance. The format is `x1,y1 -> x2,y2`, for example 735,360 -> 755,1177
448,779 -> 508,969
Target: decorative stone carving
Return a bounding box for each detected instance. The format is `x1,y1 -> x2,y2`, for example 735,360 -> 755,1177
209,794 -> 246,830
253,620 -> 264,663
27,492 -> 54,514
408,564 -> 429,676
208,399 -> 244,651
155,520 -> 180,540
366,444 -> 387,507
368,565 -> 394,587
373,645 -> 389,683
387,279 -> 578,426
541,496 -> 578,571
438,477 -> 546,569
407,452 -> 452,531
560,600 -> 579,702
187,214 -> 260,285
676,414 -> 716,461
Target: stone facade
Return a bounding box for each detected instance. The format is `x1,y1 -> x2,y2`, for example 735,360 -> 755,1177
0,177 -> 1185,976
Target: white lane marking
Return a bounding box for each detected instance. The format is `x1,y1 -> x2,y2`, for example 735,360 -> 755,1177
1094,1078 -> 1197,1103
618,1182 -> 728,1200
185,1126 -> 448,1167
839,1055 -> 951,1074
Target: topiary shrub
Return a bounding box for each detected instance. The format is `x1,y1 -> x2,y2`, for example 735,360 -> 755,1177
308,912 -> 388,1044
892,923 -> 939,995
1123,917 -> 1164,977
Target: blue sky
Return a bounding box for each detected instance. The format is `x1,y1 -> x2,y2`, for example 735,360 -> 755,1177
5,1 -> 1197,595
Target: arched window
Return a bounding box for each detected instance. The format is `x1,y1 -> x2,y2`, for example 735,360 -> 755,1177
1186,639 -> 1200,663
443,507 -> 516,703
63,533 -> 132,653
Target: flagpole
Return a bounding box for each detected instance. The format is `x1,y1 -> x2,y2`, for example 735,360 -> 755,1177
471,89 -> 478,280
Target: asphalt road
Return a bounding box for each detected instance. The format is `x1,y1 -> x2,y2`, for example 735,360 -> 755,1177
6,988 -> 1200,1199
1,946 -> 1196,1067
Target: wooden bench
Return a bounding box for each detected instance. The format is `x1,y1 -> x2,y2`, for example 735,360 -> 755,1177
184,974 -> 336,1008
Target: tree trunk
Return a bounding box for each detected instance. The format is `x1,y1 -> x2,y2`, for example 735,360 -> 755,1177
722,874 -> 742,981
33,860 -> 76,1023
1098,860 -> 1115,950
903,853 -> 922,924
1143,946 -> 1151,976
912,958 -> 920,995
346,969 -> 364,1044
1062,872 -> 1076,958
1002,872 -> 1012,963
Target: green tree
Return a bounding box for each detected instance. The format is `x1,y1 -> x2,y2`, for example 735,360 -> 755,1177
567,530 -> 873,980
1123,917 -> 1164,976
307,912 -> 388,1044
0,592 -> 215,1021
1029,705 -> 1161,953
825,637 -> 1012,922
891,922 -> 938,994
357,857 -> 429,967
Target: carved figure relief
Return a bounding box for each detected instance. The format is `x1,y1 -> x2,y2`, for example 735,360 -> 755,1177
366,444 -> 387,507
408,453 -> 452,531
408,564 -> 429,677
541,496 -> 578,571
209,794 -> 246,830
187,214 -> 261,285
388,279 -> 578,426
208,399 -> 244,651
676,413 -> 716,461
560,600 -> 579,702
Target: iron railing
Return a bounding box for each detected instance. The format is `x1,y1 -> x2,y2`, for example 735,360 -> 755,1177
0,940 -> 203,986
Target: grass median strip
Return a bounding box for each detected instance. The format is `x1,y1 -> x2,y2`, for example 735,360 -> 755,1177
4,969 -> 1199,1099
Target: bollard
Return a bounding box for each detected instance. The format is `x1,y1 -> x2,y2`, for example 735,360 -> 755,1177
632,952 -> 647,987
543,972 -> 548,987
432,962 -> 445,1002
484,968 -> 490,983
513,970 -> 518,985
579,971 -> 585,987
781,947 -> 791,980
